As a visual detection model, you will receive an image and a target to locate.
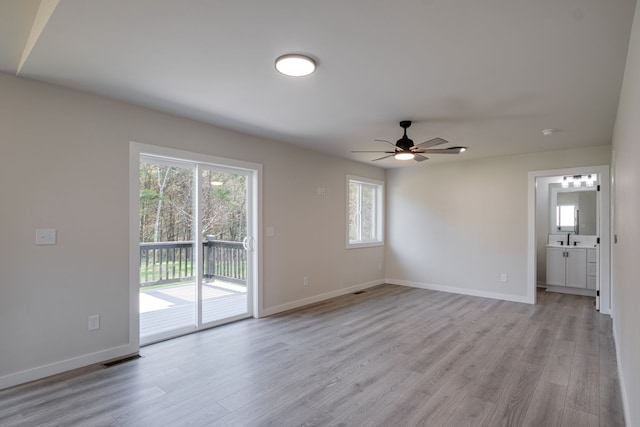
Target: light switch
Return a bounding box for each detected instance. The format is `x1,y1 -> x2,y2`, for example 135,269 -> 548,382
36,228 -> 56,245
266,226 -> 275,237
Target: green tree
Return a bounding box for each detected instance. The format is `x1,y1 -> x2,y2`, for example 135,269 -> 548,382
139,161 -> 246,243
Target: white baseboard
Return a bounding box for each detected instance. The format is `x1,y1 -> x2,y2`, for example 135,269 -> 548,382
259,279 -> 384,317
612,323 -> 631,427
0,343 -> 137,391
2,280 -> 383,390
387,278 -> 533,304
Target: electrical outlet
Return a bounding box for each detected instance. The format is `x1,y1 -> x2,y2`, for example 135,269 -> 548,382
303,276 -> 309,286
88,314 -> 100,331
500,273 -> 508,283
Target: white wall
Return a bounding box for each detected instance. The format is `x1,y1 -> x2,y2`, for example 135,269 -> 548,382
0,72 -> 384,388
385,146 -> 610,302
611,0 -> 640,423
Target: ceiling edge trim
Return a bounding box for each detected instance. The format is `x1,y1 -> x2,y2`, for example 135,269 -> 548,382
17,0 -> 60,75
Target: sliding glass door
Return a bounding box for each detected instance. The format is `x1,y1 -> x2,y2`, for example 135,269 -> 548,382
138,155 -> 254,344
139,159 -> 196,340
200,167 -> 251,325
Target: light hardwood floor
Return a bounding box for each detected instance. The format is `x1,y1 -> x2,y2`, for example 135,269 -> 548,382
0,285 -> 625,426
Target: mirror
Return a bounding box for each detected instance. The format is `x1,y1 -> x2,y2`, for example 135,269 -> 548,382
550,184 -> 597,235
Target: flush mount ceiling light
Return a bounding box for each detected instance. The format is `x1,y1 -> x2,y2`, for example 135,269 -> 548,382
542,128 -> 557,136
275,54 -> 316,77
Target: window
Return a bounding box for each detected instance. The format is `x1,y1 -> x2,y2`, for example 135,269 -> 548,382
347,175 -> 384,248
556,204 -> 576,231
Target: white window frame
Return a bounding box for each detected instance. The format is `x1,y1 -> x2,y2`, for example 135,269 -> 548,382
346,175 -> 384,249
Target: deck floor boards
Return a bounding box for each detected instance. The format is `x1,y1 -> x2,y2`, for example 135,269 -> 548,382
140,281 -> 248,340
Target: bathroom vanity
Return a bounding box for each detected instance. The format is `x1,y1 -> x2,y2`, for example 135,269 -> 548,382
546,244 -> 597,294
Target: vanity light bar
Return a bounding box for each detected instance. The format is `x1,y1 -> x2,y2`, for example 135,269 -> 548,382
561,174 -> 597,188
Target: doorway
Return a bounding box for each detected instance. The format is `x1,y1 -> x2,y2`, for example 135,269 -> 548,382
527,165 -> 611,314
130,143 -> 261,346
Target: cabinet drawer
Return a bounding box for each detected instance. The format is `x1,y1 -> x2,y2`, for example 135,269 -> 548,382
587,262 -> 597,277
587,275 -> 597,290
587,249 -> 597,263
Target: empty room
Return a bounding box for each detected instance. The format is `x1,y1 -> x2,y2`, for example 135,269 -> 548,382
1,1 -> 639,426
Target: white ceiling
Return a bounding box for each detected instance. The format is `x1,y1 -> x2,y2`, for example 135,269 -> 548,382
0,0 -> 636,167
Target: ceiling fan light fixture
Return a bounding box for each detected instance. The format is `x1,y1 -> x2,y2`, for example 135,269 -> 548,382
275,54 -> 316,77
394,152 -> 415,160
352,121 -> 469,162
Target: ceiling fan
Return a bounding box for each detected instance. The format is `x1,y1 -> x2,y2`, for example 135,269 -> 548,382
353,120 -> 467,162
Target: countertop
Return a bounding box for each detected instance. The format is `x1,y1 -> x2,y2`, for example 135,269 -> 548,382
546,244 -> 598,249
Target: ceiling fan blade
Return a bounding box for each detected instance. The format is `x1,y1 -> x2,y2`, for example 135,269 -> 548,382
352,150 -> 396,153
421,146 -> 467,154
374,139 -> 398,148
415,137 -> 448,149
414,154 -> 429,162
372,154 -> 395,161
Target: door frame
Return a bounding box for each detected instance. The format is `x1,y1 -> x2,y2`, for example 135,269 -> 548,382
129,142 -> 263,349
527,165 -> 611,314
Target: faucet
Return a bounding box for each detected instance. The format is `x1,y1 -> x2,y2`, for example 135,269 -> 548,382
567,233 -> 571,246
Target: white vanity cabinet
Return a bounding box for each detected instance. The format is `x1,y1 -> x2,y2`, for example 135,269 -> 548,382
587,248 -> 598,290
546,247 -> 588,288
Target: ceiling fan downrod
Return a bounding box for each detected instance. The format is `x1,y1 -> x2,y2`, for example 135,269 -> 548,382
397,120 -> 414,151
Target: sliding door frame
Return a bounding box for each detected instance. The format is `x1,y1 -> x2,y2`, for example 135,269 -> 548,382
129,142 -> 263,349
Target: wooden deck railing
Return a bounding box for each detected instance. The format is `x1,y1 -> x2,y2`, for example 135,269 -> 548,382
139,239 -> 246,286
202,240 -> 247,285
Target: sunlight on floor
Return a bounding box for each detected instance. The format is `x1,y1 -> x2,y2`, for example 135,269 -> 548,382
139,292 -> 174,313
139,281 -> 245,313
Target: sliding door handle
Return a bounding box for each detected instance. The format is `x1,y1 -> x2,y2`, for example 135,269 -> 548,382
242,236 -> 254,251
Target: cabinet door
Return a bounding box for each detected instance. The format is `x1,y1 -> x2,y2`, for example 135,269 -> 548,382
566,248 -> 587,288
546,248 -> 566,286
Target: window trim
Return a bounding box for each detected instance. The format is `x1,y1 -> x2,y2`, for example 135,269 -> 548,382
346,175 -> 384,249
